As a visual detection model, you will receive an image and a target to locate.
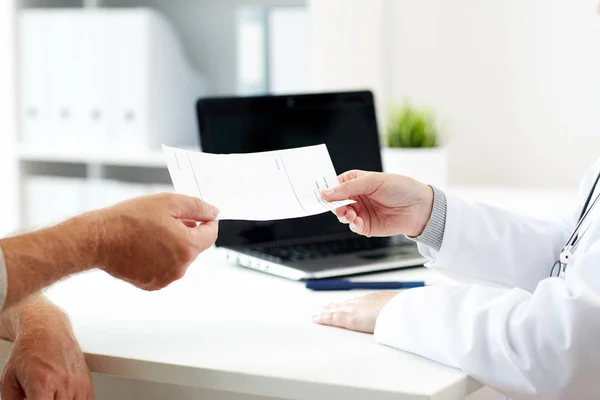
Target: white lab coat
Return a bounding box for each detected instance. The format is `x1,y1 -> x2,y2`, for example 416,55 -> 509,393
374,161 -> 600,400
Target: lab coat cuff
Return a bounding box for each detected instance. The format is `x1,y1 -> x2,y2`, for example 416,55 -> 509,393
373,291 -> 412,345
372,287 -> 453,362
420,192 -> 462,269
411,186 -> 447,252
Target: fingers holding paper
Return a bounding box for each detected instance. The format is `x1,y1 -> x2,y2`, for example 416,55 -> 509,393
88,193 -> 220,291
172,194 -> 220,222
172,195 -> 220,247
189,219 -> 219,252
332,204 -> 368,236
322,170 -> 435,238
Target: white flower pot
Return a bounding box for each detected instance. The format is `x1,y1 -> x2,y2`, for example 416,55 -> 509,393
381,147 -> 448,188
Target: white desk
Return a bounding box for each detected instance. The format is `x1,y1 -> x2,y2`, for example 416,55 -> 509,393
0,250 -> 478,400
0,188 -> 579,399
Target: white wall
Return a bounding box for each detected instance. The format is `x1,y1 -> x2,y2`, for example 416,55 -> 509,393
389,0 -> 600,188
0,0 -> 18,236
311,0 -> 600,188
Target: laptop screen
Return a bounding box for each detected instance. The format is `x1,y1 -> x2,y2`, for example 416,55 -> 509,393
197,91 -> 383,247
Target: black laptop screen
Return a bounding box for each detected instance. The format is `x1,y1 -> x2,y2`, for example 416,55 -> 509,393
197,91 -> 383,247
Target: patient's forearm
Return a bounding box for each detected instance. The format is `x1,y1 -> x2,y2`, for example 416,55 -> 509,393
0,216 -> 99,311
0,293 -> 69,342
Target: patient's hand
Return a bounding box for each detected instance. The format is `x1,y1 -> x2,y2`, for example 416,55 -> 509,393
84,193 -> 219,291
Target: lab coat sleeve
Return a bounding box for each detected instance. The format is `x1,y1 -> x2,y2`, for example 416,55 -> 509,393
374,243 -> 600,399
421,161 -> 600,292
418,193 -> 573,292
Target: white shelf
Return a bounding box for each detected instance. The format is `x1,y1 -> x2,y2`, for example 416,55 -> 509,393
17,146 -> 177,168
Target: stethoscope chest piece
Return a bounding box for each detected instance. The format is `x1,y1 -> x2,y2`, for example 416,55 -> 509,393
551,171 -> 600,277
560,249 -> 572,265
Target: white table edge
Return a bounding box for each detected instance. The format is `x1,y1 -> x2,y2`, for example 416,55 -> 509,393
0,340 -> 479,400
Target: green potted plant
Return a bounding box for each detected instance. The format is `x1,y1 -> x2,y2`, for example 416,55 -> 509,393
382,103 -> 448,187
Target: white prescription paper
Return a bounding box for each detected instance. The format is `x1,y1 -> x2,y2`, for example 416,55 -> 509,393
162,144 -> 354,221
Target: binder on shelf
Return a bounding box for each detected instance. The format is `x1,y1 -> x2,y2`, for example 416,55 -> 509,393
106,11 -> 148,150
77,11 -> 111,149
46,12 -> 76,147
115,182 -> 152,202
19,12 -> 49,144
19,8 -> 206,152
25,177 -> 167,228
25,176 -> 86,228
86,179 -> 152,211
149,184 -> 175,194
268,7 -> 310,95
235,6 -> 310,96
236,6 -> 269,95
86,179 -> 120,211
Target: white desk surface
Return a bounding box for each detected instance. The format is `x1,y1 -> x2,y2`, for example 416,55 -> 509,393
0,251 -> 476,400
0,187 -> 579,400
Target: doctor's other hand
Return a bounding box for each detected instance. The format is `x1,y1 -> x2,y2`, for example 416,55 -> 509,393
69,193 -> 219,291
321,170 -> 433,237
312,291 -> 399,334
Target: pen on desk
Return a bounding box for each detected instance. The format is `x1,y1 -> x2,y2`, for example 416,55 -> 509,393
305,279 -> 426,291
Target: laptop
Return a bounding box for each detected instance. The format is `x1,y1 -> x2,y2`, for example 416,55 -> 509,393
197,91 -> 427,280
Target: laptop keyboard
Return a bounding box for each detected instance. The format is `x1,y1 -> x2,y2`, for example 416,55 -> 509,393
247,237 -> 393,262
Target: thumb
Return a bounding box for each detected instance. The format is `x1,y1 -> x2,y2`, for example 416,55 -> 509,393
0,368 -> 25,400
189,220 -> 219,252
172,195 -> 219,222
322,177 -> 377,201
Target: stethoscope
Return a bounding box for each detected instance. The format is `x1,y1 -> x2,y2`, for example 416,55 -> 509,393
551,172 -> 600,278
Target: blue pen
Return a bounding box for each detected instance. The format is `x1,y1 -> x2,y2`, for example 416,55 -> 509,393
305,279 -> 426,291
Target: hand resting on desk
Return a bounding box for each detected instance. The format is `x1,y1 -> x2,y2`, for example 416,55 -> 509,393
313,291 -> 399,334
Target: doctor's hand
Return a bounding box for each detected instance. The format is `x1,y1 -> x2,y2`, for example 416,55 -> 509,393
74,193 -> 219,291
321,170 -> 434,237
312,291 -> 399,334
